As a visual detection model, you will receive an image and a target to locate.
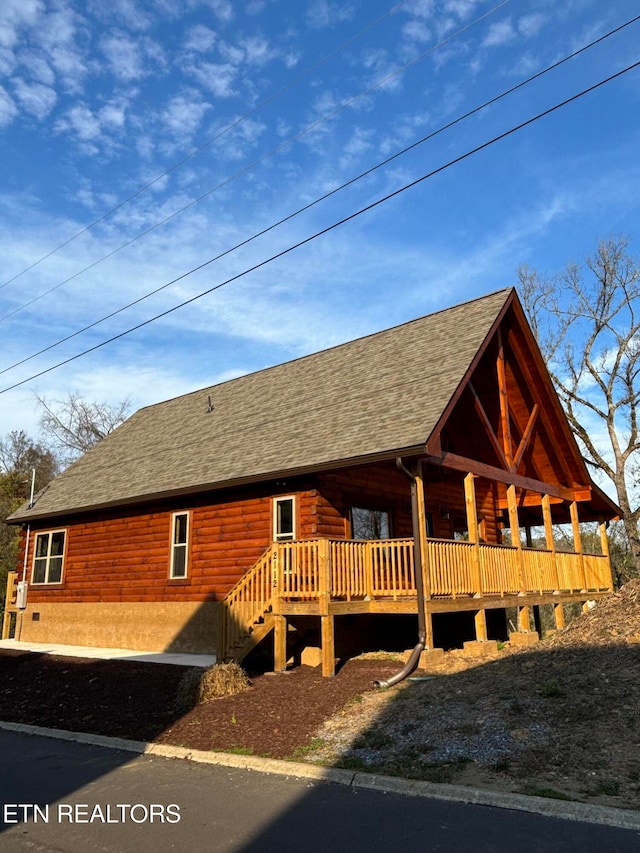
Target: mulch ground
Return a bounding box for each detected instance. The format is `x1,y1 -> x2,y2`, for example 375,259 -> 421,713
0,651 -> 399,758
2,581 -> 640,810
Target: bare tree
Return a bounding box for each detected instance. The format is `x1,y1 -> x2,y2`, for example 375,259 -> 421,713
518,236 -> 640,573
36,393 -> 131,466
1,431 -> 59,605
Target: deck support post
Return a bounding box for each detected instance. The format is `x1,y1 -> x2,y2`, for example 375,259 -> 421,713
273,615 -> 287,672
554,602 -> 565,630
464,473 -> 483,600
517,605 -> 531,632
570,501 -> 587,591
321,615 -> 335,677
474,609 -> 488,642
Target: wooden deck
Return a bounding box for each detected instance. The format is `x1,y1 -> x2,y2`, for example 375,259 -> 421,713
220,537 -> 613,664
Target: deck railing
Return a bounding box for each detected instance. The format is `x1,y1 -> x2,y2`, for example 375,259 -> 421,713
272,538 -> 612,601
220,537 -> 612,659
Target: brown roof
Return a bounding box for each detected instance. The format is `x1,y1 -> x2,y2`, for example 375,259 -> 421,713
10,289 -> 513,522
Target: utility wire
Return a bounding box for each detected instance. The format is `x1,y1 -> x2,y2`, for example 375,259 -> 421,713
1,14 -> 637,377
0,0 -> 416,293
0,0 -> 511,317
2,57 -> 638,396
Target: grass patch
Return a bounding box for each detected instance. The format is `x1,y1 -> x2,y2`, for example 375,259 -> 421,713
540,679 -> 564,699
225,746 -> 254,756
523,786 -> 573,801
290,738 -> 327,759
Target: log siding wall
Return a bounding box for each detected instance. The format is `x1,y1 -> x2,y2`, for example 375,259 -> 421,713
20,462 -> 496,608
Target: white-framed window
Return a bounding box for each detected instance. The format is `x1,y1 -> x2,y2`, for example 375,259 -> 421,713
32,530 -> 66,584
170,512 -> 190,578
273,496 -> 296,541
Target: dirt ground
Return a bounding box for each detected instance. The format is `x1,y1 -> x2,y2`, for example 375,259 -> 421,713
1,581 -> 640,812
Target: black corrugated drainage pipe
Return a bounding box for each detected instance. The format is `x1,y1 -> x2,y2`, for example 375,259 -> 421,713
374,457 -> 427,689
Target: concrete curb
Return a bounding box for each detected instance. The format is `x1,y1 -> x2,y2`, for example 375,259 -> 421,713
2,720 -> 639,832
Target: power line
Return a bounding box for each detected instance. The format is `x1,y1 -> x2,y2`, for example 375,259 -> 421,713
0,0 -> 511,319
1,14 -> 637,378
0,0 -> 415,293
2,57 -> 638,396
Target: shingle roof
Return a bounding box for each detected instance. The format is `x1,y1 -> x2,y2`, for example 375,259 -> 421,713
9,288 -> 513,522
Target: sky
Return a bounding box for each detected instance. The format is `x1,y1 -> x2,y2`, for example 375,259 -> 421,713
0,0 -> 639,443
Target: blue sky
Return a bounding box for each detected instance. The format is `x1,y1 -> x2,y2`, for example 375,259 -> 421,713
0,0 -> 639,439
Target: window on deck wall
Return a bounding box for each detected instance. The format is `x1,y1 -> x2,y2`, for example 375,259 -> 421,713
32,530 -> 66,584
351,507 -> 390,540
273,496 -> 295,541
170,512 -> 189,578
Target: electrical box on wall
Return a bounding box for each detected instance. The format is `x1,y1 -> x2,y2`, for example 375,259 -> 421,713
16,581 -> 28,610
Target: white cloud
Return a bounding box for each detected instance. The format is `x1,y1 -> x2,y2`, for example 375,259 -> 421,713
481,19 -> 517,48
518,13 -> 546,39
187,60 -> 237,97
184,24 -> 217,53
54,103 -> 101,142
11,78 -> 56,119
192,0 -> 234,23
404,0 -> 435,19
36,6 -> 88,93
100,33 -> 164,82
162,91 -> 211,137
403,20 -> 432,45
306,1 -> 354,30
0,0 -> 44,49
17,51 -> 54,86
240,35 -> 276,66
0,84 -> 18,125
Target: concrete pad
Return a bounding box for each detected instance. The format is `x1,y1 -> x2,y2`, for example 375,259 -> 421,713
0,639 -> 215,668
508,632 -> 540,647
300,646 -> 322,667
417,648 -> 445,669
463,640 -> 499,657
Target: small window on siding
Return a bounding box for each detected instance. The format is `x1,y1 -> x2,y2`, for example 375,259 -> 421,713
273,497 -> 295,541
32,530 -> 66,584
170,512 -> 189,578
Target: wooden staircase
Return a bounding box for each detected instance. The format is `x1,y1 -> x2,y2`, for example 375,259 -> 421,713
219,546 -> 277,662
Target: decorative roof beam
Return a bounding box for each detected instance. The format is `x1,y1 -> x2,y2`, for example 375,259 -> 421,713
423,449 -> 588,502
468,382 -> 510,470
513,403 -> 539,472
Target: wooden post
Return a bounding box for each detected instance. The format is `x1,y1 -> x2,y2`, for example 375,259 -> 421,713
318,537 -> 331,614
317,538 -> 335,676
570,501 -> 587,591
507,484 -> 526,592
464,473 -> 483,599
599,518 -> 613,591
321,615 -> 335,677
554,602 -> 565,630
518,605 -> 531,632
542,494 -> 560,592
496,328 -> 513,469
415,461 -> 434,650
1,571 -> 17,640
273,615 -> 287,672
474,609 -> 488,642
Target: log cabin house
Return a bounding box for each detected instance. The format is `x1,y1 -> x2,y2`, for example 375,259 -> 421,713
4,288 -> 619,674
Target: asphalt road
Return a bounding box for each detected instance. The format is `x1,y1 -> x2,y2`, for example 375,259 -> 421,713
1,731 -> 639,852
